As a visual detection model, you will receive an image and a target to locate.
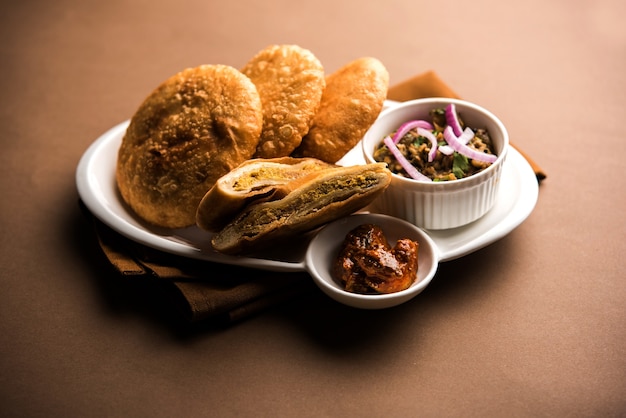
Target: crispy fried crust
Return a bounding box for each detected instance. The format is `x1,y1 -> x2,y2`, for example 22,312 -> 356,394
116,64 -> 263,228
295,57 -> 389,163
211,163 -> 392,254
242,45 -> 325,159
196,157 -> 333,232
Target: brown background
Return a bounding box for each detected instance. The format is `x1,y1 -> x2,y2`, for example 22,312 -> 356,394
2,0 -> 625,416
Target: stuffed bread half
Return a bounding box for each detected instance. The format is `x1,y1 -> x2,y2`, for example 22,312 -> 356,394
211,163 -> 392,254
196,157 -> 333,232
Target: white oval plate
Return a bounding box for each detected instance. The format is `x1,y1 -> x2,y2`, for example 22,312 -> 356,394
76,120 -> 538,272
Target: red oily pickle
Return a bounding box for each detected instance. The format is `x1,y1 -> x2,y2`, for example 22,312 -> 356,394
332,224 -> 419,294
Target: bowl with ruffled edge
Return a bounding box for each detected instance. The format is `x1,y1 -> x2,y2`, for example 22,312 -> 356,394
362,98 -> 509,230
305,213 -> 439,309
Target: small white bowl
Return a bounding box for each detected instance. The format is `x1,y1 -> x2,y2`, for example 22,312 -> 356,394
362,98 -> 509,230
305,213 -> 439,309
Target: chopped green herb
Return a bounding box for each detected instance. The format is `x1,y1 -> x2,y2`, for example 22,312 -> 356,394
452,153 -> 469,179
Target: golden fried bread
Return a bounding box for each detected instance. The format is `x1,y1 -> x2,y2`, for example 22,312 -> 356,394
242,44 -> 325,159
211,163 -> 392,254
116,64 -> 262,228
196,157 -> 333,232
294,57 -> 389,163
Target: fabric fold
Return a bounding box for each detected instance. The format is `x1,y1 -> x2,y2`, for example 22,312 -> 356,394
85,202 -> 310,323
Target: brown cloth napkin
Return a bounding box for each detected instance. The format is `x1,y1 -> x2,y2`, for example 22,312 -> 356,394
86,203 -> 312,323
85,71 -> 546,324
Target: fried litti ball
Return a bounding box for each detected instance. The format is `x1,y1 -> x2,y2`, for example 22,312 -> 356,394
116,64 -> 263,228
242,44 -> 325,159
294,57 -> 389,163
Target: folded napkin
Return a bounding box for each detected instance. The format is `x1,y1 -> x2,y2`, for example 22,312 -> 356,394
86,202 -> 312,324
84,71 -> 546,324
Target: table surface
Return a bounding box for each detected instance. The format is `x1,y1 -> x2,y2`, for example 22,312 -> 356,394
2,0 -> 625,416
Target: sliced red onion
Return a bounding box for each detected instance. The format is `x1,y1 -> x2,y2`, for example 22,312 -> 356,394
443,126 -> 497,163
445,103 -> 463,136
458,127 -> 475,145
416,127 -> 438,162
392,120 -> 434,144
383,136 -> 432,182
438,145 -> 454,156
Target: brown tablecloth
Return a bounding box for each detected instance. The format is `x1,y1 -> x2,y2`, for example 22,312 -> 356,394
2,0 -> 625,416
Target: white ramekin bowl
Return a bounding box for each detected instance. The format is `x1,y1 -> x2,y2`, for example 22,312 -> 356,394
362,98 -> 509,230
